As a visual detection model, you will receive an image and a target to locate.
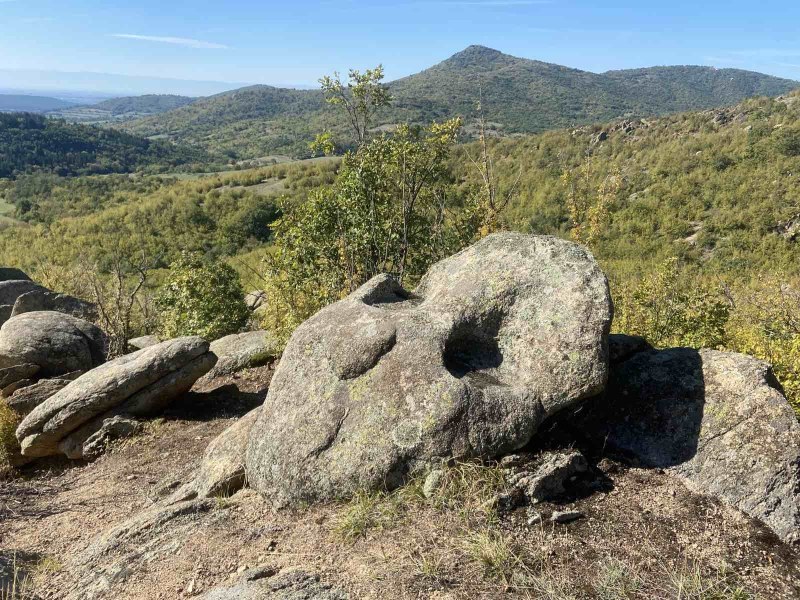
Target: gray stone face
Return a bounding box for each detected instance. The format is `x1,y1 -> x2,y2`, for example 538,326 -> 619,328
0,305 -> 11,328
0,268 -> 31,283
582,348 -> 800,544
11,289 -> 96,321
128,335 -> 160,351
246,233 -> 612,507
16,337 -> 215,458
195,408 -> 259,497
0,311 -> 106,377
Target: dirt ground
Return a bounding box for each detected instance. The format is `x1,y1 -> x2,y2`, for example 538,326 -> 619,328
1,365 -> 799,599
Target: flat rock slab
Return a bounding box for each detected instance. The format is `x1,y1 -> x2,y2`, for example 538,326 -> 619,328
199,568 -> 346,600
246,233 -> 612,507
582,348 -> 800,544
0,311 -> 106,377
17,336 -> 215,458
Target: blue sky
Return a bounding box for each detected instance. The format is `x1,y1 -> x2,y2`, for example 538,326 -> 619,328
2,0 -> 800,90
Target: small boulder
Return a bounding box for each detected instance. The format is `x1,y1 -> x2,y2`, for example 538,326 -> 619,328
0,280 -> 45,307
0,311 -> 106,378
61,415 -> 142,460
17,337 -> 216,458
128,335 -> 160,352
551,510 -> 583,524
0,268 -> 31,282
0,364 -> 39,390
581,348 -> 800,544
506,450 -> 588,503
200,331 -> 278,382
246,233 -> 612,507
11,288 -> 96,321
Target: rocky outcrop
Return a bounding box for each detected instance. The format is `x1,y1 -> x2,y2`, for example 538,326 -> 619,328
246,233 -> 612,507
16,337 -> 216,458
11,288 -> 96,321
0,281 -> 45,325
65,415 -> 142,460
0,311 -> 106,378
0,268 -> 31,282
200,331 -> 278,382
580,348 -> 800,544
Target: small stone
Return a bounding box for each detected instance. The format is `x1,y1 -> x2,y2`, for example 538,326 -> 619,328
527,509 -> 543,525
423,469 -> 445,498
550,510 -> 583,524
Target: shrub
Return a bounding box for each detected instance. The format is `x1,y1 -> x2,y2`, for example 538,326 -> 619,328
156,252 -> 249,341
0,399 -> 21,478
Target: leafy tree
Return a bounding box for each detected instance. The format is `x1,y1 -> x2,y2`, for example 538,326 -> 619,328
319,66 -> 392,147
156,252 -> 249,341
261,118 -> 478,343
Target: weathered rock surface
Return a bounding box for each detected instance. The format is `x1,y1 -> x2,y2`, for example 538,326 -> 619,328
128,335 -> 160,351
17,337 -> 216,458
0,311 -> 106,377
184,408 -> 259,499
5,378 -> 72,417
0,363 -> 39,391
200,331 -> 278,382
0,280 -> 44,307
0,305 -> 11,327
0,268 -> 31,282
246,233 -> 612,506
581,348 -> 800,544
199,568 -> 346,600
11,288 -> 96,321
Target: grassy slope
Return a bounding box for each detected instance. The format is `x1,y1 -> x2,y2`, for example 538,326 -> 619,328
120,45 -> 799,159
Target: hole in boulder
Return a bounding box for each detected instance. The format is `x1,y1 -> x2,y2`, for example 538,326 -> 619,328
444,313 -> 506,387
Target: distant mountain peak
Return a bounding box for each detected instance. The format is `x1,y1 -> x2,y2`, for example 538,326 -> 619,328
442,45 -> 512,68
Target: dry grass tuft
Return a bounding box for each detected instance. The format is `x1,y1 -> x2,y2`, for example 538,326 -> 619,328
0,399 -> 21,479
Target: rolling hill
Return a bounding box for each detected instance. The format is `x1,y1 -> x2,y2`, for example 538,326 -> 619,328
0,94 -> 77,113
48,94 -> 196,124
0,112 -> 213,178
121,45 -> 799,159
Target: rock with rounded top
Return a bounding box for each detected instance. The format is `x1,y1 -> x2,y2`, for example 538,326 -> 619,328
581,348 -> 800,544
246,233 -> 612,507
11,288 -> 96,321
0,280 -> 44,307
200,330 -> 278,382
128,335 -> 160,351
0,311 -> 106,377
16,336 -> 215,458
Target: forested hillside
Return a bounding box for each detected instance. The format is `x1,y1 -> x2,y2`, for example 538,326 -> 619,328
121,45 -> 799,159
0,94 -> 76,113
0,112 -> 214,178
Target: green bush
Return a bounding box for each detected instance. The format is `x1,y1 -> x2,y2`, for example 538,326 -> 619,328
156,252 -> 249,341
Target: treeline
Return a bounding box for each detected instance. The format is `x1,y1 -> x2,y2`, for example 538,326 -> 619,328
0,113 -> 214,178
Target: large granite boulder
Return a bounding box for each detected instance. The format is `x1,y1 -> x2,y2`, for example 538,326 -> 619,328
0,268 -> 31,282
580,348 -> 800,544
16,336 -> 216,458
11,288 -> 96,321
0,311 -> 106,377
246,233 -> 612,506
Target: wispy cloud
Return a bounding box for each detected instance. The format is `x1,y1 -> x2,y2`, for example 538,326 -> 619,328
110,34 -> 229,49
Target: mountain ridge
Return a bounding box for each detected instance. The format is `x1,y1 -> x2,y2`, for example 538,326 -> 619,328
120,45 -> 800,158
